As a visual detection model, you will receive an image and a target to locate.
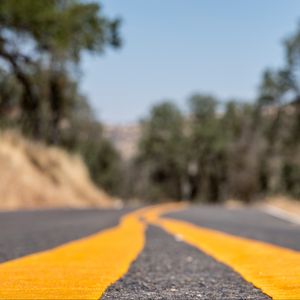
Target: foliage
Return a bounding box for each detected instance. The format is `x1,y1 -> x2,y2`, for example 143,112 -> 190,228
138,102 -> 187,200
0,0 -> 121,139
0,0 -> 123,195
135,96 -> 262,202
132,21 -> 300,203
2,2 -> 300,202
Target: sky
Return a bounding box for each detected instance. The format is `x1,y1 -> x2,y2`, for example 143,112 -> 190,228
81,0 -> 300,124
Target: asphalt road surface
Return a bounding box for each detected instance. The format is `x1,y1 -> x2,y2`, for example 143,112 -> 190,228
0,208 -> 132,263
0,204 -> 299,299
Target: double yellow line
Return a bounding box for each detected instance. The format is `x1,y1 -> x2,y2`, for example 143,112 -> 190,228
0,204 -> 299,299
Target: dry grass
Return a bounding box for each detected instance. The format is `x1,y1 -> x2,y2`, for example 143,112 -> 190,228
0,131 -> 115,210
264,195 -> 300,216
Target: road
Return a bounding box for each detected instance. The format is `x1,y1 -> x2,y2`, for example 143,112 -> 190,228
0,204 -> 299,299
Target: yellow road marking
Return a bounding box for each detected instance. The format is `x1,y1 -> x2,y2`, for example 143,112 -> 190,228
4,202 -> 296,300
0,204 -> 181,300
154,217 -> 300,300
140,201 -> 187,222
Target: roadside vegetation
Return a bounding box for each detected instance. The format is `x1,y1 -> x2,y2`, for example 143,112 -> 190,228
0,0 -> 123,198
0,0 -> 300,206
129,22 -> 300,203
0,131 -> 113,209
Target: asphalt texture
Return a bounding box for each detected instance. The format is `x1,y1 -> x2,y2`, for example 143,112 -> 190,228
166,205 -> 300,251
102,225 -> 270,300
0,208 -> 131,263
1,205 -> 299,299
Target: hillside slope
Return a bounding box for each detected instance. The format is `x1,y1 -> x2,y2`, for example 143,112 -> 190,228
0,131 -> 114,210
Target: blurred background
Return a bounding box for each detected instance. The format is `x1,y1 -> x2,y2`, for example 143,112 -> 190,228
1,0 -> 300,212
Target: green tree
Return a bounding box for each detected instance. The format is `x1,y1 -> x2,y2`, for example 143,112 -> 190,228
0,68 -> 21,127
223,102 -> 262,202
0,0 -> 121,139
258,22 -> 300,198
0,1 -> 124,196
187,94 -> 227,202
138,101 -> 187,201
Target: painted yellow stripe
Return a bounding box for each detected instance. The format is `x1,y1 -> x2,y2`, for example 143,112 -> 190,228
0,204 -> 181,300
154,217 -> 300,300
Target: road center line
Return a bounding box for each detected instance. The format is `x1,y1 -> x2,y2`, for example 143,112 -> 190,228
0,204 -> 181,300
153,217 -> 300,300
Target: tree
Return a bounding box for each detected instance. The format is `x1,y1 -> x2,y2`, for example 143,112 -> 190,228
0,68 -> 21,127
187,94 -> 228,202
0,1 -> 124,196
134,96 -> 263,203
0,0 -> 121,140
257,22 -> 300,197
223,102 -> 262,202
138,101 -> 187,200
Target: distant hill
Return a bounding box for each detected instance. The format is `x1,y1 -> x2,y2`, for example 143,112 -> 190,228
104,124 -> 141,160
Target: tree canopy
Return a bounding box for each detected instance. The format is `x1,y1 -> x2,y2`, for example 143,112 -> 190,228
0,0 -> 123,196
0,0 -> 121,139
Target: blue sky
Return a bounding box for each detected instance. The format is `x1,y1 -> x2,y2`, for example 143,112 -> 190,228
82,0 -> 300,124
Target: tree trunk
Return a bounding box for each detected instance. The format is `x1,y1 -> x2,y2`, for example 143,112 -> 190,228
0,46 -> 41,138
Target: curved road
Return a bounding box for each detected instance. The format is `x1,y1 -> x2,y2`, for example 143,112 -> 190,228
0,204 -> 299,299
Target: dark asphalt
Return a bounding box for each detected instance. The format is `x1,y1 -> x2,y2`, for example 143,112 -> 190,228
102,226 -> 270,300
1,205 -> 299,299
166,205 -> 300,251
0,208 -> 131,263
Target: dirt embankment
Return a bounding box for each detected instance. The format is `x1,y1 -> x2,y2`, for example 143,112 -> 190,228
0,131 -> 115,210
